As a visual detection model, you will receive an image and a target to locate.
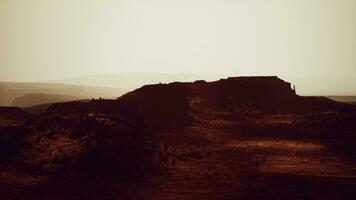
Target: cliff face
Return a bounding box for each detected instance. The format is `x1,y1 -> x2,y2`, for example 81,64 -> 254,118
188,76 -> 297,114
119,76 -> 347,129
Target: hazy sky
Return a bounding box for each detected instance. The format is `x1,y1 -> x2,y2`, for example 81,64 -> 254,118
0,0 -> 355,94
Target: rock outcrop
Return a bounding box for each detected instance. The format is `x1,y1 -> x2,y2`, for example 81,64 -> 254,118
1,101 -> 158,183
119,76 -> 349,129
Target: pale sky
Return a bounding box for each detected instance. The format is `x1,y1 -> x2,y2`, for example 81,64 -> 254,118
0,0 -> 355,95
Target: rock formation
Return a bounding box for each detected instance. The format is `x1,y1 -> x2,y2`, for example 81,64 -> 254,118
119,76 -> 348,129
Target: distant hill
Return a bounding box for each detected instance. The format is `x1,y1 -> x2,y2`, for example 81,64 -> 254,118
0,82 -> 125,107
10,93 -> 86,108
326,96 -> 356,104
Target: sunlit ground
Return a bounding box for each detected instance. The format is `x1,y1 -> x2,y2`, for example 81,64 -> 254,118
225,139 -> 324,151
225,139 -> 356,177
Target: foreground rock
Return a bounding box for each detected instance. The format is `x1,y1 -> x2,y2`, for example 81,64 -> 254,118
0,100 -> 161,199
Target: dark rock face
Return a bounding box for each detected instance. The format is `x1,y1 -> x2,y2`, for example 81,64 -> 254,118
0,125 -> 27,166
0,107 -> 30,166
119,76 -> 349,129
188,76 -> 297,114
120,83 -> 192,129
61,114 -> 156,182
0,106 -> 30,122
1,101 -> 158,182
189,77 -> 347,114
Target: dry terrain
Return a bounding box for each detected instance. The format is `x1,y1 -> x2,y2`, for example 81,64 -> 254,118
1,77 -> 355,199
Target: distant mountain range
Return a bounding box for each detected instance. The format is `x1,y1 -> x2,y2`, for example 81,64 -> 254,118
10,93 -> 85,108
326,96 -> 356,104
51,73 -> 230,91
0,82 -> 124,107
